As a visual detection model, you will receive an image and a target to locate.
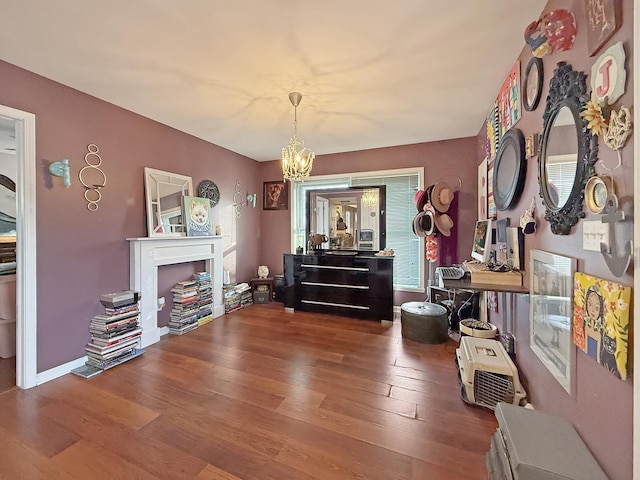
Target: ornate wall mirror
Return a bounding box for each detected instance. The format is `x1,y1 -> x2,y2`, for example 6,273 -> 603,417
538,62 -> 598,235
306,186 -> 386,251
144,167 -> 193,237
493,127 -> 526,211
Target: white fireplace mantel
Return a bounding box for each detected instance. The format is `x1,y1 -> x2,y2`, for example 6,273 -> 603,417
127,236 -> 224,347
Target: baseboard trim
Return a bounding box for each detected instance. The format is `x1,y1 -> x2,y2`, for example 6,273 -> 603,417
36,356 -> 87,385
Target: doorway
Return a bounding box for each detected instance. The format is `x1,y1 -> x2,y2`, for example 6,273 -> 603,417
0,105 -> 37,389
0,116 -> 17,391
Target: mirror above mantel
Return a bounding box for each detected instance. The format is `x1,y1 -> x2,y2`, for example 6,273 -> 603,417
144,167 -> 193,237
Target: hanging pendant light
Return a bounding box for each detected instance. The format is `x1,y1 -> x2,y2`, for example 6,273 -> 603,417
282,92 -> 315,182
361,189 -> 378,207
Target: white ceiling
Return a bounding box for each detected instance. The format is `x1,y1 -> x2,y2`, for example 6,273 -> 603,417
0,1 -> 546,161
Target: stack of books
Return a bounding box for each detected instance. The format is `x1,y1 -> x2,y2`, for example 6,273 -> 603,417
223,282 -> 252,313
169,280 -> 199,335
84,290 -> 144,371
193,272 -> 213,326
240,284 -> 253,308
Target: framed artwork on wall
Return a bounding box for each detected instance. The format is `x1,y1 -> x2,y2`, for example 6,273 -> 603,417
529,249 -> 576,395
497,61 -> 521,137
478,158 -> 488,220
572,272 -> 631,380
487,162 -> 497,220
263,181 -> 288,210
485,102 -> 499,160
585,0 -> 621,56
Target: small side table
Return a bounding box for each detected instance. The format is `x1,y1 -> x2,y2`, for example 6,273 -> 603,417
250,277 -> 274,302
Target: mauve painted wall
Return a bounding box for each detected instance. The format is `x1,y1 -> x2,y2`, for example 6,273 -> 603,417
0,60 -> 262,371
478,1 -> 634,478
259,139 -> 479,306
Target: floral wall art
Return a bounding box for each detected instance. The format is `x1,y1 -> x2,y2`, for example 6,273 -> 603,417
572,272 -> 631,380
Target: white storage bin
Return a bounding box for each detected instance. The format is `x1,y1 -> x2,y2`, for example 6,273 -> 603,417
0,318 -> 15,358
0,274 -> 16,320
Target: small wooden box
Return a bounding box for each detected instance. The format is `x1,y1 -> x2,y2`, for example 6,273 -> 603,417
253,291 -> 270,304
470,270 -> 523,286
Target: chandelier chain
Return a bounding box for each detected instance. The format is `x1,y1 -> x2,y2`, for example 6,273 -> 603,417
282,92 -> 314,182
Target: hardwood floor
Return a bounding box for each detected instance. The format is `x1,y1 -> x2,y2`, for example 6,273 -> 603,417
0,355 -> 15,393
0,303 -> 497,480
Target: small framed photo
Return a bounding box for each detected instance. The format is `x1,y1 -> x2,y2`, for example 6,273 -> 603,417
525,133 -> 539,159
529,249 -> 576,395
263,181 -> 288,210
478,158 -> 488,220
487,162 -> 497,220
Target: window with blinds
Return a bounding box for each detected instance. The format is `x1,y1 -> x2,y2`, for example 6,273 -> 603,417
546,154 -> 577,206
291,168 -> 424,291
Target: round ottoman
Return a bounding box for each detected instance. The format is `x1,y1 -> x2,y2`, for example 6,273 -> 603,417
400,302 -> 449,344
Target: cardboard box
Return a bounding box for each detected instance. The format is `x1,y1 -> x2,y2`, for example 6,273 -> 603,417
470,270 -> 522,286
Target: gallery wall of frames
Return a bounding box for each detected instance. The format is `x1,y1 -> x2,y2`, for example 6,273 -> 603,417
476,1 -> 634,479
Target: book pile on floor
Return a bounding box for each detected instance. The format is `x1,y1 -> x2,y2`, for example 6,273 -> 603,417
72,290 -> 143,378
193,271 -> 213,326
223,282 -> 252,313
240,284 -> 253,308
169,280 -> 200,335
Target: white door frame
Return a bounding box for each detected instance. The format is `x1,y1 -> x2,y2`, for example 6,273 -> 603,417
0,105 -> 37,389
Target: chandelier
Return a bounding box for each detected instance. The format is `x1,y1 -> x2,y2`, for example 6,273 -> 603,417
282,92 -> 315,182
361,189 -> 378,207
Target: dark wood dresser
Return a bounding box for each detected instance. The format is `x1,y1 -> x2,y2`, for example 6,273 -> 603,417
283,252 -> 393,321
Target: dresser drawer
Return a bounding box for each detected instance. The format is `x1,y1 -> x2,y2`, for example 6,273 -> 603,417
298,296 -> 393,321
299,266 -> 370,286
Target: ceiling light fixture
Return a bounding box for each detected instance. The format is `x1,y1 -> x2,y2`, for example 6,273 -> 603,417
362,189 -> 378,207
282,92 -> 314,182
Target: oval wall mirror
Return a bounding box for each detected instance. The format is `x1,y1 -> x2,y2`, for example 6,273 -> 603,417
523,57 -> 543,111
493,127 -> 526,211
538,62 -> 598,235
